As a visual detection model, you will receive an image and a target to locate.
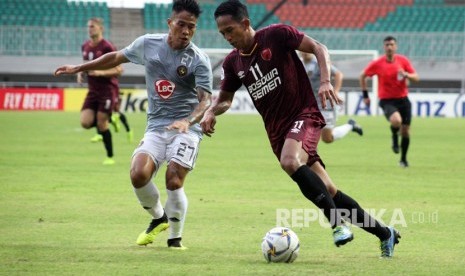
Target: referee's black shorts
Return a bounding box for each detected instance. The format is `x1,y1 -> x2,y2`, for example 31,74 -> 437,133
379,97 -> 412,125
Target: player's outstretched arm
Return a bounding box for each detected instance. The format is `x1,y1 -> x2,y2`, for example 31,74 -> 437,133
54,51 -> 128,76
200,90 -> 234,137
88,64 -> 123,78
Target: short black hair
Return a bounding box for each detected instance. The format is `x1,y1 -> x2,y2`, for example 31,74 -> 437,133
214,0 -> 249,21
383,36 -> 396,43
172,0 -> 202,18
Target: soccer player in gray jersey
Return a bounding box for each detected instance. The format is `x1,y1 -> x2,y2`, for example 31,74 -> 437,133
201,0 -> 400,258
300,52 -> 363,144
54,0 -> 212,249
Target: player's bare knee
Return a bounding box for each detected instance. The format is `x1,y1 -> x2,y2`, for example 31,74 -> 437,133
280,157 -> 301,175
165,172 -> 184,190
130,168 -> 150,188
165,163 -> 188,190
96,122 -> 108,132
390,116 -> 402,127
166,178 -> 183,191
80,121 -> 93,129
321,136 -> 333,143
390,119 -> 401,127
327,184 -> 338,197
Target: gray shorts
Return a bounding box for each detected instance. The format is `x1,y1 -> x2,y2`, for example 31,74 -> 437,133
321,109 -> 337,129
132,130 -> 201,175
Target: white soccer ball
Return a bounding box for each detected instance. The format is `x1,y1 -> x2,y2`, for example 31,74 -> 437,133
261,227 -> 300,263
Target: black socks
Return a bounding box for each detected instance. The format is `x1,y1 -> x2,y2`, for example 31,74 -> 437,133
391,126 -> 400,147
119,112 -> 131,132
99,129 -> 113,157
290,165 -> 391,240
333,191 -> 390,241
291,165 -> 342,228
401,136 -> 410,162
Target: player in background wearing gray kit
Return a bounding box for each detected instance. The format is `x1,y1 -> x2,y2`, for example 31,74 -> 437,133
300,52 -> 362,144
54,0 -> 212,249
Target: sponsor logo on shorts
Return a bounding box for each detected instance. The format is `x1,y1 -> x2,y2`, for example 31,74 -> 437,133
290,120 -> 303,134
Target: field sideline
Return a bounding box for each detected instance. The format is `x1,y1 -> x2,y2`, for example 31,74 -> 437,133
0,112 -> 464,275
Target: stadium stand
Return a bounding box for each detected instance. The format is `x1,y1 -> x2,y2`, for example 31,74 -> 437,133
143,3 -> 171,30
246,0 -> 465,32
0,0 -> 110,56
0,0 -> 464,86
239,0 -> 465,62
0,0 -> 110,28
1,0 -> 464,57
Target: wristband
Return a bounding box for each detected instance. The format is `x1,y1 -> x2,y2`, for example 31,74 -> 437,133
362,90 -> 369,99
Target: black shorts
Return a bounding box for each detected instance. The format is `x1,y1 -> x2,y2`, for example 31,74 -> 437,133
81,88 -> 115,115
379,97 -> 412,125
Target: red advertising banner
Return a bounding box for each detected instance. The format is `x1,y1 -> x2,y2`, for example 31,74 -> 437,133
0,88 -> 64,111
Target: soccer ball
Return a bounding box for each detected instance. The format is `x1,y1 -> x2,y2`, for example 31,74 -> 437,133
261,227 -> 300,263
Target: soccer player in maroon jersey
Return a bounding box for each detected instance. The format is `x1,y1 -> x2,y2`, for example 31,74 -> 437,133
360,36 -> 419,168
78,17 -> 122,165
201,0 -> 400,258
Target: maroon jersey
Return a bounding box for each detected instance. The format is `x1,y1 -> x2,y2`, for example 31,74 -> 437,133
221,24 -> 325,143
81,39 -> 119,94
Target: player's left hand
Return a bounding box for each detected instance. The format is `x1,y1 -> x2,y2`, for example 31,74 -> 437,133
319,82 -> 342,109
200,111 -> 216,137
166,119 -> 190,133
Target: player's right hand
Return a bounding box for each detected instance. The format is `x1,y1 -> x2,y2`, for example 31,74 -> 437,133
319,82 -> 342,109
363,97 -> 371,107
200,111 -> 216,137
54,65 -> 79,76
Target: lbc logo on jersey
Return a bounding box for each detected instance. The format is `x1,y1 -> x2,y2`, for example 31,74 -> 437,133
155,80 -> 175,99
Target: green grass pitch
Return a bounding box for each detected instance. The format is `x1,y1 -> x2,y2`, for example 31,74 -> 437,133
0,112 -> 464,275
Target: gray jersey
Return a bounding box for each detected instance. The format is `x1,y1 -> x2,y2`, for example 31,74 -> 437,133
122,34 -> 213,134
303,58 -> 339,111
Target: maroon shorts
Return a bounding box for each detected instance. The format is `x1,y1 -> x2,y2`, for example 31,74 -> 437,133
81,88 -> 115,115
269,116 -> 324,168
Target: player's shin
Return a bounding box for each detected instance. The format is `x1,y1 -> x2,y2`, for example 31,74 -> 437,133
134,181 -> 164,219
332,124 -> 352,140
332,190 -> 390,240
291,165 -> 343,228
100,129 -> 113,157
401,136 -> 410,161
165,187 -> 188,239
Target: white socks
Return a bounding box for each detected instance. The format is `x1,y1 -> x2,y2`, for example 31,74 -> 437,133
134,181 -> 164,219
165,187 -> 188,239
134,183 -> 188,239
332,124 -> 353,141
